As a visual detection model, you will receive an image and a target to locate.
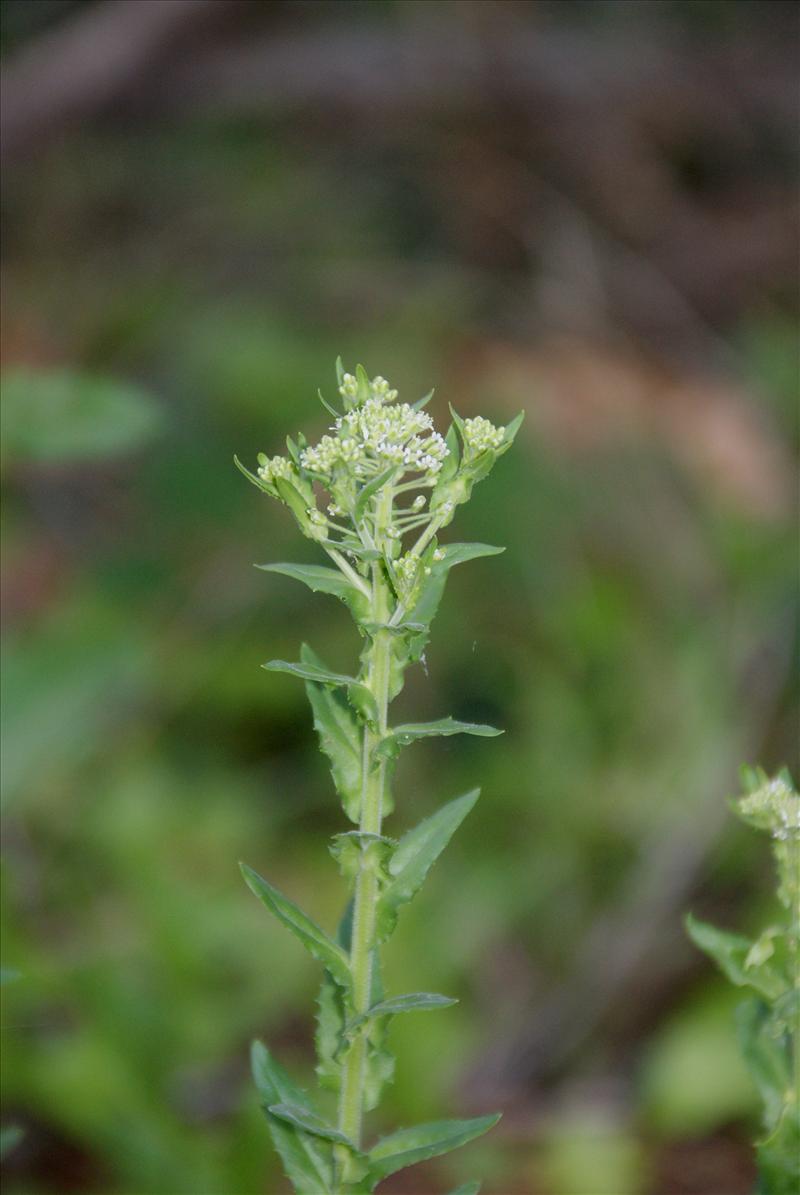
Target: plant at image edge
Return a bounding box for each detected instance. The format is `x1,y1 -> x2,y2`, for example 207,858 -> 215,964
687,768 -> 800,1195
237,363 -> 522,1194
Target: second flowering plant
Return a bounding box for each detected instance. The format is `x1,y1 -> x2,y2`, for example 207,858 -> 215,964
237,362 -> 521,1195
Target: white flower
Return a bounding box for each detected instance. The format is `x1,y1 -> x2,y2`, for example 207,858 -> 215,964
300,396 -> 449,483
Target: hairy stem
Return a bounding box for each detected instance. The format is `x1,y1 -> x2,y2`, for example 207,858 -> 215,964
337,500 -> 394,1181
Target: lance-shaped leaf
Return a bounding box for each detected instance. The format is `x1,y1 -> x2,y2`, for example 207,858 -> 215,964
447,1183 -> 481,1195
376,790 -> 480,942
263,658 -> 379,726
269,1103 -> 358,1149
685,914 -> 784,1001
316,902 -> 353,1094
500,410 -> 525,449
756,1099 -> 800,1195
406,544 -> 505,663
234,454 -> 273,494
251,1041 -> 334,1194
349,992 -> 457,1031
355,465 -> 399,520
300,645 -> 364,823
367,1114 -> 500,1184
257,562 -> 362,604
264,658 -> 355,687
241,864 -> 352,991
317,388 -> 341,418
736,998 -> 791,1132
438,543 -> 506,569
376,718 -> 502,760
316,969 -> 346,1093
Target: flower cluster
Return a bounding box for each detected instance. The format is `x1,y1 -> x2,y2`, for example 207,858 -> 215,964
738,775 -> 800,841
256,453 -> 295,486
339,371 -> 398,404
300,390 -> 449,483
242,362 -> 522,571
463,415 -> 505,455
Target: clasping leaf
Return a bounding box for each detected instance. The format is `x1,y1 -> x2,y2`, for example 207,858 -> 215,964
685,913 -> 785,1001
301,645 -> 364,823
367,1114 -> 500,1184
241,864 -> 352,991
256,562 -> 362,605
268,1103 -> 358,1149
376,790 -> 480,942
263,657 -> 379,726
251,1041 -> 334,1194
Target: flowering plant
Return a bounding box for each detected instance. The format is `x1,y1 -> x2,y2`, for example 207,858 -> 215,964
236,362 -> 522,1194
687,768 -> 800,1195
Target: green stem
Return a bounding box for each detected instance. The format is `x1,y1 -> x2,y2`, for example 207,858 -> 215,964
336,497 -> 394,1184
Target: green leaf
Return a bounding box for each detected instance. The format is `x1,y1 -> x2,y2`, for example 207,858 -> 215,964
264,659 -> 357,686
268,1103 -> 357,1149
318,388 -> 341,418
405,544 -> 505,664
376,790 -> 480,942
330,832 -> 395,884
1,368 -> 162,465
377,718 -> 502,759
316,903 -> 354,1095
448,403 -> 467,439
300,645 -> 364,823
251,1041 -> 334,1194
757,1102 -> 800,1195
439,543 -> 506,568
413,388 -> 435,411
316,968 -> 346,1093
355,364 -> 371,402
351,992 -> 457,1029
447,1184 -> 481,1195
256,562 -> 360,604
264,658 -> 379,725
500,410 -> 525,449
355,466 -> 399,520
736,999 -> 791,1132
436,424 -> 460,486
685,914 -> 785,1001
367,1114 -> 500,1183
241,864 -> 352,990
274,476 -> 313,529
234,454 -> 273,493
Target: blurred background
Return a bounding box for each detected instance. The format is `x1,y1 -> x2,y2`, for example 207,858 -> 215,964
1,2 -> 798,1193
